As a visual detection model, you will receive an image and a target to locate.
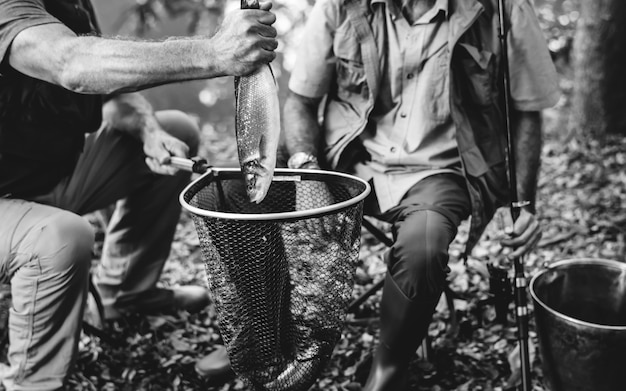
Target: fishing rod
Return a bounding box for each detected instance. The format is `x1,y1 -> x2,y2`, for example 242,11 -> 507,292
496,1 -> 532,390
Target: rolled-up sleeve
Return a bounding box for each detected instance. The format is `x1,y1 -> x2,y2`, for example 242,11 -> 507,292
0,0 -> 60,70
288,0 -> 339,98
507,0 -> 560,111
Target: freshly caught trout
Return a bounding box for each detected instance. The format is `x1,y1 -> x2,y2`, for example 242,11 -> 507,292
235,0 -> 280,204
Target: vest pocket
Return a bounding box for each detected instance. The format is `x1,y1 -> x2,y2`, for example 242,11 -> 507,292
427,47 -> 451,122
336,58 -> 368,99
457,43 -> 496,106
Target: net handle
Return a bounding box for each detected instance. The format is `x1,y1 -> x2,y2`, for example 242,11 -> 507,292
168,156 -> 212,174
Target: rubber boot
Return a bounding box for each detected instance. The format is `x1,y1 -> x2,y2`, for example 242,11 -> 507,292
363,274 -> 441,391
195,345 -> 234,380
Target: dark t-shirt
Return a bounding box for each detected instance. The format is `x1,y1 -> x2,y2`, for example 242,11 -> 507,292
0,0 -> 103,198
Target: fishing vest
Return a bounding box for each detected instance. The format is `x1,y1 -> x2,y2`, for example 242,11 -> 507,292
328,0 -> 515,252
0,0 -> 103,198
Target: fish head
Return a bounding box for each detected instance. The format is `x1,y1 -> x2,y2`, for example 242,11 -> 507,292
242,160 -> 273,204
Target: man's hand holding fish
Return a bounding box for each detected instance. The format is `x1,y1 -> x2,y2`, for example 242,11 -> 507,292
211,1 -> 278,78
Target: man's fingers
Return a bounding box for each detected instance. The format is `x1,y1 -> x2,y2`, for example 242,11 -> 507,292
500,207 -> 534,235
260,47 -> 277,62
145,135 -> 189,175
261,11 -> 277,25
254,23 -> 278,39
165,141 -> 189,161
502,223 -> 541,257
262,36 -> 279,50
500,207 -> 534,239
495,207 -> 542,259
145,157 -> 176,176
259,1 -> 273,11
150,149 -> 171,165
508,227 -> 542,259
253,9 -> 277,26
501,217 -> 539,248
512,211 -> 533,237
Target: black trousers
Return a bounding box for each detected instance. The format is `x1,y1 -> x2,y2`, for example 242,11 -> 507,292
367,173 -> 471,301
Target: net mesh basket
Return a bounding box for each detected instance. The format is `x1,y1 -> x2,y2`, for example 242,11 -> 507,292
180,168 -> 370,391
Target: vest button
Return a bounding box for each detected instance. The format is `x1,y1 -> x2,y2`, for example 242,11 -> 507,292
400,112 -> 407,118
407,73 -> 414,79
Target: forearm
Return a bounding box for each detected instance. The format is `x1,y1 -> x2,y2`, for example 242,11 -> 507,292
283,92 -> 323,157
9,7 -> 277,95
11,26 -> 219,95
58,36 -> 220,95
511,110 -> 542,213
103,92 -> 194,172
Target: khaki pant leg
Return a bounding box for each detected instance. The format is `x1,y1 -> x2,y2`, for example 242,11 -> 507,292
0,199 -> 92,391
29,109 -> 199,303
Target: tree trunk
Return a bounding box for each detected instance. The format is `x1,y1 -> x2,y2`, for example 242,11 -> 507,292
569,0 -> 626,138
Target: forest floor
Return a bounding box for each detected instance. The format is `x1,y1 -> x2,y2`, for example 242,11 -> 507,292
3,68 -> 626,391
70,89 -> 626,390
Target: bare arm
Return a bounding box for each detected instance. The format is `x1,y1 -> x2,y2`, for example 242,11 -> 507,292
8,6 -> 277,95
512,110 -> 542,213
103,93 -> 191,175
283,91 -> 324,157
500,109 -> 543,257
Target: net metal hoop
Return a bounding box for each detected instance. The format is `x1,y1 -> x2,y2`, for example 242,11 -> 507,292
179,168 -> 371,220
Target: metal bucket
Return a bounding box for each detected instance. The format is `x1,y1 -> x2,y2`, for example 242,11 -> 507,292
529,258 -> 626,391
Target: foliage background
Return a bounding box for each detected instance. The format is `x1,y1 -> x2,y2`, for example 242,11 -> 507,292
4,1 -> 621,391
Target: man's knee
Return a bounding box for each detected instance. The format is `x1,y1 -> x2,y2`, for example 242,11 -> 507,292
34,212 -> 94,274
389,210 -> 456,297
155,110 -> 201,156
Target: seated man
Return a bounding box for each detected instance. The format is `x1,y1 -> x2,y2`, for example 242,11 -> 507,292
0,0 -> 277,389
283,0 -> 559,389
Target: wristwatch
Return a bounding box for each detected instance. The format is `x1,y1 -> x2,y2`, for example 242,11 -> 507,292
288,152 -> 320,169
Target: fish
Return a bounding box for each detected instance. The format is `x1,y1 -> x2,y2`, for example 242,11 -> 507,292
235,63 -> 281,204
234,0 -> 281,204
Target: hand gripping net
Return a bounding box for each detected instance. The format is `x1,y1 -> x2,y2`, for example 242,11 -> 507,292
180,168 -> 370,391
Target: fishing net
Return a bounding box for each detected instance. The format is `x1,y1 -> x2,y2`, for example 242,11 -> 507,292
180,168 -> 370,391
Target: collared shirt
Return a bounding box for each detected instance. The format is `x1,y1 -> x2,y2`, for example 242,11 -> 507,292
288,0 -> 560,213
353,0 -> 462,213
